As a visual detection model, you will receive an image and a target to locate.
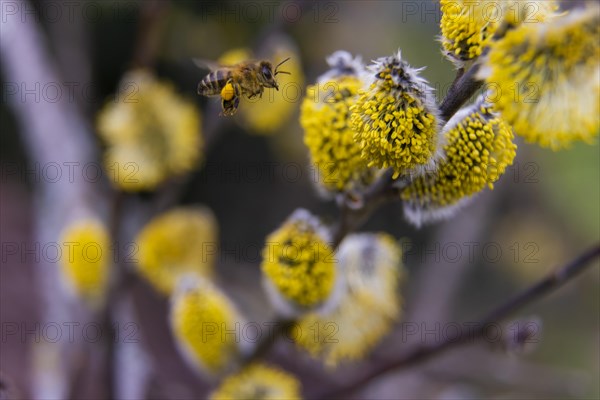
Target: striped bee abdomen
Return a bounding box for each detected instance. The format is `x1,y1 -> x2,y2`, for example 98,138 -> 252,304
197,70 -> 231,96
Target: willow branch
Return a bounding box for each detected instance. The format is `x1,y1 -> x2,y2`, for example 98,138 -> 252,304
439,63 -> 483,122
236,63 -> 486,370
102,2 -> 173,393
239,318 -> 296,366
1,1 -> 107,397
322,244 -> 600,398
131,0 -> 171,69
99,191 -> 129,399
0,371 -> 18,400
331,169 -> 400,247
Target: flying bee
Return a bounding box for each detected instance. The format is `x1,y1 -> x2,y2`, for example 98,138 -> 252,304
196,57 -> 291,116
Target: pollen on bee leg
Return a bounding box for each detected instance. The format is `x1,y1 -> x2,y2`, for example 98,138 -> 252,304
221,82 -> 235,101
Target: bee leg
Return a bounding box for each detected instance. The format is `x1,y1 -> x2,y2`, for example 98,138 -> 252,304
220,82 -> 241,116
246,87 -> 263,100
221,95 -> 240,116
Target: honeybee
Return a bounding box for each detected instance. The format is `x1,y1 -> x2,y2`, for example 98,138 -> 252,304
196,58 -> 291,116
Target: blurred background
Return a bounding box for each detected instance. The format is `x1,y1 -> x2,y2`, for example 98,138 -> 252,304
1,0 -> 598,399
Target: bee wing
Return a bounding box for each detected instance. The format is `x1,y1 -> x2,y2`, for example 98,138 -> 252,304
192,58 -> 222,72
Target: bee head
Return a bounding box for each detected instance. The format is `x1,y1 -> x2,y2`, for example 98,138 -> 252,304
260,58 -> 291,91
259,61 -> 278,90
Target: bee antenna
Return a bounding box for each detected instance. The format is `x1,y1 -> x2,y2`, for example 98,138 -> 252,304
274,57 -> 291,74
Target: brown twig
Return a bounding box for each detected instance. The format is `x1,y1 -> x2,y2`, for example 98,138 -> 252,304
100,2 -> 173,393
131,0 -> 171,69
239,318 -> 297,366
0,371 -> 19,400
439,63 -> 483,122
331,170 -> 401,248
100,190 -> 126,399
321,244 -> 600,398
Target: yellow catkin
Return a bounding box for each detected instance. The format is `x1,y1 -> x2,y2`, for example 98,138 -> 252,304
351,51 -> 440,179
135,207 -> 218,295
210,363 -> 302,400
301,74 -> 377,193
97,70 -> 202,191
171,278 -> 240,374
261,209 -> 336,311
480,5 -> 599,149
440,0 -> 559,64
401,97 -> 517,226
60,219 -> 110,308
295,233 -> 403,367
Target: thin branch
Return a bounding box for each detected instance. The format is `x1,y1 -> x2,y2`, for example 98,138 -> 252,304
239,318 -> 296,366
477,245 -> 600,325
131,0 -> 171,69
331,170 -> 400,247
321,244 -> 600,398
439,63 -> 483,122
100,191 -> 126,399
0,371 -> 19,400
1,1 -> 107,397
